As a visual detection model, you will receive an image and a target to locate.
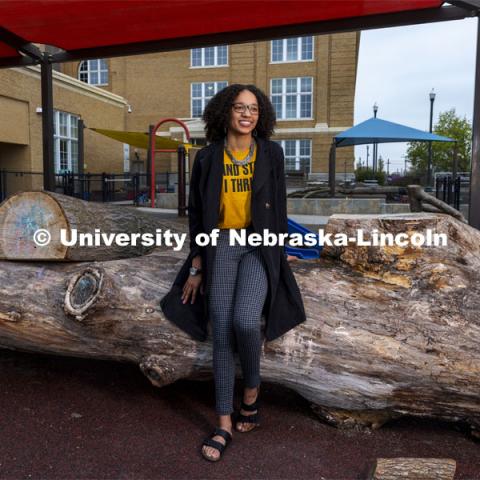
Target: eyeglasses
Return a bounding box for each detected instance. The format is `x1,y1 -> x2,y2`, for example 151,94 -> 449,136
231,103 -> 260,115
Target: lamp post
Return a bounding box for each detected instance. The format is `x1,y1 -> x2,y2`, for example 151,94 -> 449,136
427,88 -> 436,188
373,102 -> 378,173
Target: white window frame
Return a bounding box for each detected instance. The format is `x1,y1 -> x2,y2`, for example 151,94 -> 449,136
270,77 -> 313,121
270,36 -> 314,63
276,139 -> 312,173
78,59 -> 109,86
54,110 -> 79,174
191,81 -> 228,118
190,46 -> 229,68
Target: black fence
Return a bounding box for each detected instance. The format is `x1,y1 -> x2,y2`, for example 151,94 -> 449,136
434,175 -> 470,211
0,170 -> 183,204
0,170 -> 44,202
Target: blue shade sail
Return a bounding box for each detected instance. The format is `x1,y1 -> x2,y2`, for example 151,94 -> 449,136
335,117 -> 455,147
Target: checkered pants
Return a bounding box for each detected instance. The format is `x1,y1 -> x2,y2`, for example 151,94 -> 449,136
208,225 -> 268,415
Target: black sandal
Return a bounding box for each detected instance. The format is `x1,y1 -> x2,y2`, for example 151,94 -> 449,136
235,388 -> 261,432
201,427 -> 232,462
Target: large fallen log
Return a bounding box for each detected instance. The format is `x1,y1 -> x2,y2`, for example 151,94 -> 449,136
0,209 -> 480,436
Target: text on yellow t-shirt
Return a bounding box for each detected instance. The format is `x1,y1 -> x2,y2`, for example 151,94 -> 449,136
217,146 -> 257,229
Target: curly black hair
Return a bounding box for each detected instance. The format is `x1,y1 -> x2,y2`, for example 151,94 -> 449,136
202,84 -> 276,143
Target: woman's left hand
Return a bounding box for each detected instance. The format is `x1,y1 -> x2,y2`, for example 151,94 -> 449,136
286,254 -> 298,262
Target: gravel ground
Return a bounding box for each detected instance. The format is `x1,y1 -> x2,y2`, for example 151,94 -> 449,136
1,347 -> 479,480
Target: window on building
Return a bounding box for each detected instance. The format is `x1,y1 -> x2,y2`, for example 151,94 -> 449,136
190,138 -> 208,147
270,77 -> 313,120
191,46 -> 228,67
54,110 -> 79,174
271,37 -> 313,63
191,81 -> 228,118
78,59 -> 108,85
275,139 -> 311,173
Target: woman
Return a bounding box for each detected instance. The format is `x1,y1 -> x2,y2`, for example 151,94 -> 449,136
160,84 -> 307,462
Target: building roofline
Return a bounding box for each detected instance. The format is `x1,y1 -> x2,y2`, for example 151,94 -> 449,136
11,65 -> 128,107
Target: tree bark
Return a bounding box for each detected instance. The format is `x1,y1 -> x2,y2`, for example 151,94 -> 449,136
0,191 -> 181,261
370,458 -> 456,480
0,210 -> 480,435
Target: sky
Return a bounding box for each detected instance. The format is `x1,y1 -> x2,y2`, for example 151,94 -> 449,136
354,16 -> 477,174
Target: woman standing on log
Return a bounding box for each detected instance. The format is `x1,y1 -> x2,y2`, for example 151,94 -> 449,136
161,84 -> 306,462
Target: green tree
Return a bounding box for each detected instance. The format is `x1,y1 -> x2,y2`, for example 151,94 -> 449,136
406,108 -> 472,175
355,166 -> 386,185
378,155 -> 385,173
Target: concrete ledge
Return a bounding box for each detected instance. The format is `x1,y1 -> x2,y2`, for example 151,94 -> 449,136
381,203 -> 411,214
158,193 -> 413,216
155,193 -> 178,209
287,197 -> 391,215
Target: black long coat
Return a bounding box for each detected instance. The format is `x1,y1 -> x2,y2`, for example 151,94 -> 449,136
159,137 -> 307,342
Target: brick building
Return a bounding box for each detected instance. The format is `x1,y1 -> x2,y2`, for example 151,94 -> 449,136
60,33 -> 360,181
0,64 -> 127,197
0,33 -> 359,195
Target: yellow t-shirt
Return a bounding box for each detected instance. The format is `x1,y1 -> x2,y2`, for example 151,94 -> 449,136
217,145 -> 256,229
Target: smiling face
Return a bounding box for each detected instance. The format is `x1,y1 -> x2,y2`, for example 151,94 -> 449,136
228,89 -> 259,137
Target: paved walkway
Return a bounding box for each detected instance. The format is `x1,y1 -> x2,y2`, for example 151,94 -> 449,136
1,348 -> 479,479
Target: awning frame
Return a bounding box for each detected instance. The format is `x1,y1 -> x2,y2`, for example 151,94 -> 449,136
0,5 -> 475,68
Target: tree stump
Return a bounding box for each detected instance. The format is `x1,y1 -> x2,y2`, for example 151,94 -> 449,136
0,191 -> 181,261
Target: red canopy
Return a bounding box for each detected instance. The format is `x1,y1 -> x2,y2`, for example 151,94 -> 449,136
0,0 -> 445,65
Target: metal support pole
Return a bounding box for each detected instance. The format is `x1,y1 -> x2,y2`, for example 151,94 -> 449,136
78,119 -> 85,175
427,103 -> 434,188
134,173 -> 140,206
102,172 -> 107,202
373,105 -> 378,173
177,145 -> 187,217
455,177 -> 461,210
372,143 -> 375,172
329,140 -> 336,197
469,17 -> 480,229
86,173 -> 91,201
40,54 -> 55,192
452,142 -> 459,183
0,169 -> 4,202
147,124 -> 154,192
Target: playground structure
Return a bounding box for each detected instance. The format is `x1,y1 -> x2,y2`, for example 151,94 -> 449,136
285,218 -> 323,259
148,118 -> 191,210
